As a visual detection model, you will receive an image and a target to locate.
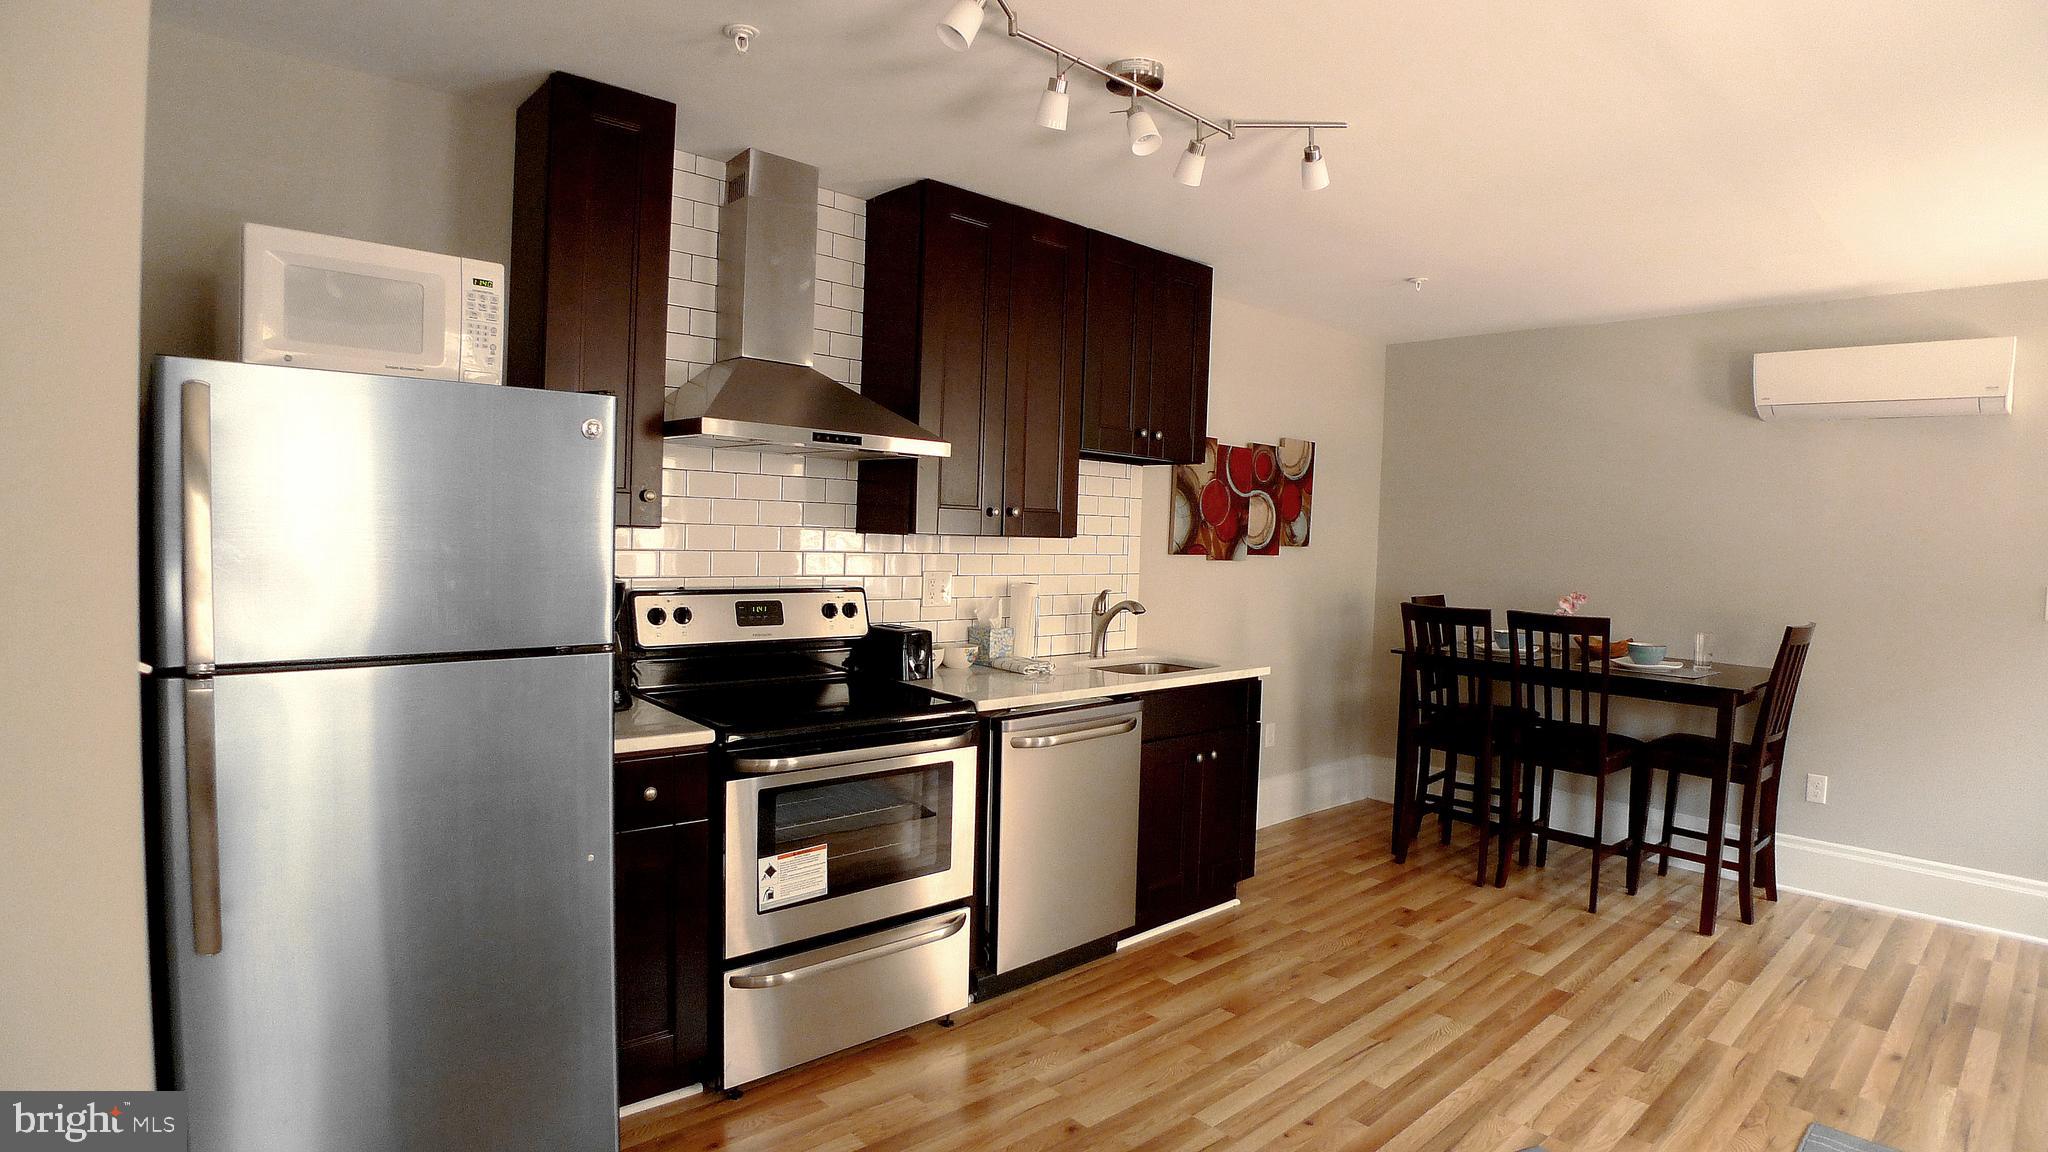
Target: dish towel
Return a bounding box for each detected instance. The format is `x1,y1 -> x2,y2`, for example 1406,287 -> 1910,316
982,655 -> 1056,677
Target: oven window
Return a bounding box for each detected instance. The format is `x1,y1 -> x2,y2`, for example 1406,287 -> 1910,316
755,763 -> 952,912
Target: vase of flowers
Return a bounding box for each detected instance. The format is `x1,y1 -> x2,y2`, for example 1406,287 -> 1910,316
1556,591 -> 1588,615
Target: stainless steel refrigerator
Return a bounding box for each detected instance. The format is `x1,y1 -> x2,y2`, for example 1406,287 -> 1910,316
142,357 -> 620,1151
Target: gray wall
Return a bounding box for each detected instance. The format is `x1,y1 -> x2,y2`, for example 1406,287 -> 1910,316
1375,279 -> 2048,881
141,22 -> 521,361
0,0 -> 155,1086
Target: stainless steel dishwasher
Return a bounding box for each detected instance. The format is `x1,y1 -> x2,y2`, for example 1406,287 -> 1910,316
977,698 -> 1143,997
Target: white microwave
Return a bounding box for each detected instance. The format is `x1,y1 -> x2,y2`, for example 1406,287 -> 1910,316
226,223 -> 505,384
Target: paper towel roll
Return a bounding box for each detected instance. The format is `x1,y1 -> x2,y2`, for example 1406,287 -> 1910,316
1008,581 -> 1038,659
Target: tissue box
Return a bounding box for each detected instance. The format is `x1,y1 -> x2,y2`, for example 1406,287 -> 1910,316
967,622 -> 1013,664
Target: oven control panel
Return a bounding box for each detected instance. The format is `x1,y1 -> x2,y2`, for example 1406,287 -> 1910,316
628,587 -> 869,648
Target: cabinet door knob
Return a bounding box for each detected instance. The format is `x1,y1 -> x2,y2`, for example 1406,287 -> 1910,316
1005,507 -> 1020,518
1211,748 -> 1219,759
1193,752 -> 1206,764
638,487 -> 657,503
1137,427 -> 1149,438
642,786 -> 659,802
985,507 -> 998,517
1153,430 -> 1165,441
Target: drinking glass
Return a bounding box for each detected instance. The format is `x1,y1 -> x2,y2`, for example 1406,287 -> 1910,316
1693,631 -> 1714,672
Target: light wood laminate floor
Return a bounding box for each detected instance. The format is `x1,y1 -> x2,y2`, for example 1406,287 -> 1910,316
624,798 -> 2047,1152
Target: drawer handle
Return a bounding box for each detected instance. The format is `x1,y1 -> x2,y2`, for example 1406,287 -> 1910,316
1009,717 -> 1138,750
727,910 -> 967,989
642,786 -> 659,802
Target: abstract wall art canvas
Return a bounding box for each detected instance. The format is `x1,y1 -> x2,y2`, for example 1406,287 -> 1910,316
1169,437 -> 1313,560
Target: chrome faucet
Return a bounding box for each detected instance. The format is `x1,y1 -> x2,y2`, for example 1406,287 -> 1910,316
1090,589 -> 1147,658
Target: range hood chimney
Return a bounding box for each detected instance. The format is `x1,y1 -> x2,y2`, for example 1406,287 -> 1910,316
663,150 -> 949,461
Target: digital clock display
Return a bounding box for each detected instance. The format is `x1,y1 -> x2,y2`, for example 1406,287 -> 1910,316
734,600 -> 784,628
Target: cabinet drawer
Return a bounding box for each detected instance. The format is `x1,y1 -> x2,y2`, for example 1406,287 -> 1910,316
1139,680 -> 1255,743
614,751 -> 709,832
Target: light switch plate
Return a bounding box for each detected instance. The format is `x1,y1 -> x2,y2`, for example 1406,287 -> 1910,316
1262,721 -> 1277,749
920,570 -> 954,609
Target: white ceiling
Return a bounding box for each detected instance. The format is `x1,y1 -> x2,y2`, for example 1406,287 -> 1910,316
154,0 -> 2048,342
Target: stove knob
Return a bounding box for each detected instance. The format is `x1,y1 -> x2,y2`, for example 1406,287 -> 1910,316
842,601 -> 859,618
821,602 -> 838,619
676,607 -> 692,626
646,607 -> 667,626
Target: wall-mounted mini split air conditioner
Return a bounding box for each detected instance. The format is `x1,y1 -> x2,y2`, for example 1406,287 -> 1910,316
1752,336 -> 2017,420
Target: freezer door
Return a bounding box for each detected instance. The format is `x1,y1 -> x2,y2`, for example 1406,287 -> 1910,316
151,652 -> 616,1152
144,356 -> 613,669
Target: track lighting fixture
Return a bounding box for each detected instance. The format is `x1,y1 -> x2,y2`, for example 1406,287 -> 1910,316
1035,68 -> 1069,131
936,0 -> 986,51
1301,129 -> 1329,192
1173,138 -> 1207,188
936,0 -> 1348,191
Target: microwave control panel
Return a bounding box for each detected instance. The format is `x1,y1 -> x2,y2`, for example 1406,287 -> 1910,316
458,262 -> 505,384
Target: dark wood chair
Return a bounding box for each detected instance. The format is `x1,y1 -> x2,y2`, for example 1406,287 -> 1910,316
1504,610 -> 1642,910
1410,594 -> 1447,607
1398,602 -> 1519,885
1642,624 -> 1816,926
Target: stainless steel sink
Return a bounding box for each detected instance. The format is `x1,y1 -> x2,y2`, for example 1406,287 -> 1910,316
1093,660 -> 1215,676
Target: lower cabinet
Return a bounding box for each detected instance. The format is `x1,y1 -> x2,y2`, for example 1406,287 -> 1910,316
614,749 -> 713,1104
1134,681 -> 1262,934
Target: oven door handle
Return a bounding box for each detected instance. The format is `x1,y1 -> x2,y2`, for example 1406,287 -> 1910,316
727,910 -> 968,989
1008,717 -> 1138,750
729,730 -> 975,775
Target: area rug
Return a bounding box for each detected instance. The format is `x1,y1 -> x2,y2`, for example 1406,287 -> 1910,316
1797,1123 -> 1902,1152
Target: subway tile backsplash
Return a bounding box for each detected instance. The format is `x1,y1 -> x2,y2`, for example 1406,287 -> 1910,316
613,150 -> 1142,657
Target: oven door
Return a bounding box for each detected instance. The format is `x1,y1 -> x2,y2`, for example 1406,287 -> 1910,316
724,729 -> 977,959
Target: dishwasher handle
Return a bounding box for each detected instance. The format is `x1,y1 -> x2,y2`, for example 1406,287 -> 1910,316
1008,717 -> 1138,750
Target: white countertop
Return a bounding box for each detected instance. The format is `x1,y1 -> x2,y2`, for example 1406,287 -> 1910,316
613,697 -> 716,756
915,650 -> 1270,713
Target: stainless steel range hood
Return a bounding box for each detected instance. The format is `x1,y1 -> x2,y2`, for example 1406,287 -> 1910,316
664,150 -> 949,461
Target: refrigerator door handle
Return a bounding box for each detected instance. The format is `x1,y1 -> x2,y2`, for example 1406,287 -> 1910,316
181,377 -> 216,672
184,679 -> 223,955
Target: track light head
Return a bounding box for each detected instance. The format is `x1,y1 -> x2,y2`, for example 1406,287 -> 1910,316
1174,139 -> 1207,187
1126,105 -> 1163,156
1036,74 -> 1070,131
937,0 -> 986,51
1301,141 -> 1329,191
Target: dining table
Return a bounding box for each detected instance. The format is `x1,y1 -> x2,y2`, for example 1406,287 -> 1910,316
1388,644 -> 1775,935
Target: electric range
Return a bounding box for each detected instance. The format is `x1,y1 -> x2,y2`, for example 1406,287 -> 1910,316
616,585 -> 977,1089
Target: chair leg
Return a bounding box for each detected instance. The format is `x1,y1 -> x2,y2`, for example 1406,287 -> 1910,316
1492,749 -> 1512,888
1761,772 -> 1781,902
1658,769 -> 1679,877
1588,771 -> 1606,914
1472,752 -> 1492,888
1516,757 -> 1536,866
1535,764 -> 1554,868
1737,778 -> 1759,925
1437,749 -> 1454,846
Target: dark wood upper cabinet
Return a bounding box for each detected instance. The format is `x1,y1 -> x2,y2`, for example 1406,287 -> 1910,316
510,72 -> 675,527
858,181 -> 1081,538
1080,239 -> 1213,466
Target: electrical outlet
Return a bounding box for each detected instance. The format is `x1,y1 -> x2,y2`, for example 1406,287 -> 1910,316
1262,721 -> 1277,749
1805,774 -> 1828,804
920,571 -> 954,609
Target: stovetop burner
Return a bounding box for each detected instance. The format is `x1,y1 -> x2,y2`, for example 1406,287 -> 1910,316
636,678 -> 975,749
618,584 -> 974,753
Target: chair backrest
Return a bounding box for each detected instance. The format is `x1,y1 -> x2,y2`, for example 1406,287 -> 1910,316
1400,602 -> 1494,722
1748,623 -> 1817,759
1410,594 -> 1448,607
1505,609 -> 1614,733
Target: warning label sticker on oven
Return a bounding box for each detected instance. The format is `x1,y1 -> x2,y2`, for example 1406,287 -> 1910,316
758,844 -> 828,910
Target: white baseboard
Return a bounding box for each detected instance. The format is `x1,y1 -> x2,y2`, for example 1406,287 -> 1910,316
1115,900 -> 1241,951
1775,835 -> 2048,945
1276,755 -> 2048,943
620,1083 -> 702,1118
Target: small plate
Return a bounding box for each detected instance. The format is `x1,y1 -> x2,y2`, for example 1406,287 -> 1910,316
1616,661 -> 1718,678
1617,659 -> 1683,671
